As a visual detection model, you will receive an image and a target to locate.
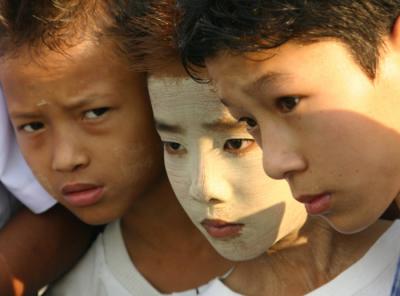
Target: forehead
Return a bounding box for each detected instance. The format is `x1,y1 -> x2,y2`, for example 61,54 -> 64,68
1,40 -> 131,108
0,40 -> 121,85
206,40 -> 357,99
148,76 -> 234,125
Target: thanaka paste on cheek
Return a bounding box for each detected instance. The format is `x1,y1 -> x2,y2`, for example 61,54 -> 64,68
148,77 -> 307,261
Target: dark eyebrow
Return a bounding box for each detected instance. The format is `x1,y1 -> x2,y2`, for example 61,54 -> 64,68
154,120 -> 185,134
9,111 -> 40,120
243,71 -> 289,97
64,95 -> 110,111
9,95 -> 111,120
203,118 -> 247,132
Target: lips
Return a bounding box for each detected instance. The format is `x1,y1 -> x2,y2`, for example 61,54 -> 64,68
61,183 -> 104,207
201,219 -> 244,239
296,193 -> 332,215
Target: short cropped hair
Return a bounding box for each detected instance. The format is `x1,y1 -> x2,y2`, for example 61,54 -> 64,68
177,0 -> 400,80
0,0 -> 130,59
112,0 -> 183,74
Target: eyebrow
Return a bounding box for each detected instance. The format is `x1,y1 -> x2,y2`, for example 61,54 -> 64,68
10,94 -> 111,120
243,71 -> 290,97
154,120 -> 185,134
63,95 -> 108,111
9,111 -> 41,120
203,118 -> 247,132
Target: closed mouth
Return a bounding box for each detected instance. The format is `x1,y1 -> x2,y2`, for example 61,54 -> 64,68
201,219 -> 244,239
61,183 -> 104,207
296,192 -> 332,215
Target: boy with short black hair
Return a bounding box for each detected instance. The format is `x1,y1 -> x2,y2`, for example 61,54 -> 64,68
177,0 -> 400,235
176,1 -> 400,293
0,1 -> 232,294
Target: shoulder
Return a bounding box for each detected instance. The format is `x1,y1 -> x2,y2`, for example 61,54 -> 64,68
45,233 -> 106,296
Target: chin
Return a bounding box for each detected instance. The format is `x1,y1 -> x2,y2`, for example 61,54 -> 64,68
321,214 -> 374,234
74,211 -> 118,226
213,244 -> 266,262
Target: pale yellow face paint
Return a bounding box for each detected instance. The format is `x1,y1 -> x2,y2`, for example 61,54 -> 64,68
149,77 -> 307,261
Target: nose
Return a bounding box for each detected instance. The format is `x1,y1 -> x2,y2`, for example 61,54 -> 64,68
260,125 -> 307,180
189,142 -> 232,204
51,131 -> 90,173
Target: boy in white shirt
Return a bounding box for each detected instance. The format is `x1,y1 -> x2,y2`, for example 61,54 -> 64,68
0,105 -> 95,295
0,35 -> 95,296
0,1 -> 233,295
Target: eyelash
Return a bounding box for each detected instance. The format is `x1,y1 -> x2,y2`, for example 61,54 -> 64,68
163,141 -> 187,155
223,139 -> 255,154
17,107 -> 111,134
275,96 -> 301,113
163,139 -> 255,156
83,107 -> 110,120
238,116 -> 259,133
18,122 -> 45,133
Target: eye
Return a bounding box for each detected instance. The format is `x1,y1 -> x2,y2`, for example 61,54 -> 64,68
275,96 -> 300,113
19,122 -> 45,133
163,141 -> 186,155
224,139 -> 255,154
238,116 -> 258,132
84,107 -> 110,119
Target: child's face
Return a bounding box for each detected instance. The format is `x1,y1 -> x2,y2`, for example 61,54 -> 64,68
205,39 -> 400,234
1,41 -> 163,225
149,77 -> 306,261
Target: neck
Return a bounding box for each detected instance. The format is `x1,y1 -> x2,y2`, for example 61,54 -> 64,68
121,172 -> 203,249
227,217 -> 392,295
120,171 -> 232,293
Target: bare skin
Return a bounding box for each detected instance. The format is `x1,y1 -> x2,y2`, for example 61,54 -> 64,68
1,39 -> 232,293
122,172 -> 232,292
0,205 -> 96,296
224,217 -> 391,296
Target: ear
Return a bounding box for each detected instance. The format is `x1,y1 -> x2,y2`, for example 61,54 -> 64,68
389,16 -> 400,50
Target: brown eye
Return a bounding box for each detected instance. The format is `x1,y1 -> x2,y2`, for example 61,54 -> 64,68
84,107 -> 110,119
224,139 -> 255,154
163,141 -> 186,155
20,122 -> 44,133
238,117 -> 258,130
276,96 -> 300,113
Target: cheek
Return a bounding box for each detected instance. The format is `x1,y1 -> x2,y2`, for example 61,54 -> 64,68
29,168 -> 58,198
111,144 -> 158,183
164,156 -> 190,201
300,111 -> 400,185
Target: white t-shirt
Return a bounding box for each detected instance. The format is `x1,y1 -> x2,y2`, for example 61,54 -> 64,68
46,220 -> 400,296
306,220 -> 400,296
208,220 -> 400,296
0,90 -> 56,214
45,220 -> 234,296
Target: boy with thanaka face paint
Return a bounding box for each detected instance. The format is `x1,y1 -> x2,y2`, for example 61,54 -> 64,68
119,3 -> 400,292
0,1 -> 233,295
149,74 -> 307,261
177,0 -> 400,235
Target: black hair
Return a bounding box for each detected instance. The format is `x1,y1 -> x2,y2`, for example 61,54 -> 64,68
177,0 -> 400,80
